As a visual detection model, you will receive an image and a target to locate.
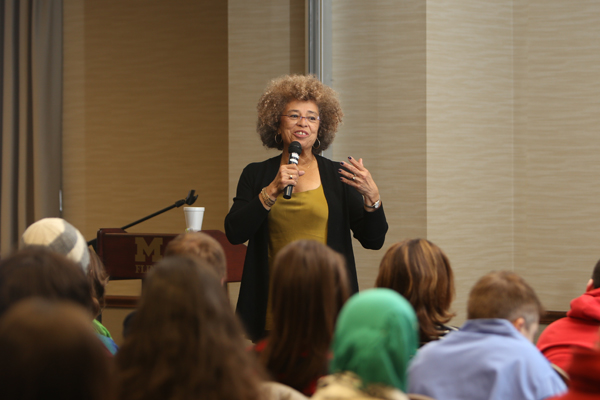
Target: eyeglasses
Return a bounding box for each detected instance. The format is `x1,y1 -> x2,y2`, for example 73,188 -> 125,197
281,114 -> 320,124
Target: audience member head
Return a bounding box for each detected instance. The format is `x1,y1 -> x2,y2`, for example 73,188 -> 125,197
0,246 -> 94,317
329,288 -> 419,393
262,240 -> 350,393
590,258 -> 600,290
21,218 -> 90,272
0,299 -> 113,400
375,238 -> 455,343
88,249 -> 109,317
164,232 -> 227,283
116,255 -> 264,400
467,270 -> 543,342
21,218 -> 108,318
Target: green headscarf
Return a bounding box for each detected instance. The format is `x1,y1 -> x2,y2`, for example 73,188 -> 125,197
329,288 -> 419,392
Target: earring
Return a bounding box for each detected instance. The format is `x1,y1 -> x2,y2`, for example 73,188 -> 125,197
313,137 -> 321,149
274,133 -> 282,144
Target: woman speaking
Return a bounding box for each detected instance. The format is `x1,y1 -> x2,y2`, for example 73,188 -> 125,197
225,75 -> 388,341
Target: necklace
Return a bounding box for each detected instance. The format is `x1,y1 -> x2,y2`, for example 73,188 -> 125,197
299,157 -> 316,170
282,155 -> 316,169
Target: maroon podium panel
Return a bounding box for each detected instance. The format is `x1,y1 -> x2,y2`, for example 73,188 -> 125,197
96,228 -> 245,282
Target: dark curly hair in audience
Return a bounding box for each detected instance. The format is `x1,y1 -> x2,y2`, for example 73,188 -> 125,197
115,256 -> 265,400
0,246 -> 94,317
592,258 -> 600,289
87,249 -> 109,317
257,74 -> 343,154
376,239 -> 455,344
0,299 -> 114,400
261,240 -> 350,394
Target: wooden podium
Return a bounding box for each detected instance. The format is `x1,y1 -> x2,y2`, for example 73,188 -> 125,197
96,228 -> 246,283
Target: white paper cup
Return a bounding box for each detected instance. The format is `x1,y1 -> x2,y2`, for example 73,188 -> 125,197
184,207 -> 205,232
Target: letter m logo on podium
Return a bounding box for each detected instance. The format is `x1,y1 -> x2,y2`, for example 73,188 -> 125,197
96,229 -> 177,280
135,237 -> 163,262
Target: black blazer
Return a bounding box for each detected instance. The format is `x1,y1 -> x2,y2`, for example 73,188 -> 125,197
225,154 -> 388,340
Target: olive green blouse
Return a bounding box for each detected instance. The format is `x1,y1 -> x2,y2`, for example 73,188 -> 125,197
264,185 -> 328,330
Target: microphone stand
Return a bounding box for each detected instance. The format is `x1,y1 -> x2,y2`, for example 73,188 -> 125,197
87,190 -> 198,251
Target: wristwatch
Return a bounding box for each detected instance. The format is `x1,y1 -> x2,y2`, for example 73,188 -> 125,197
365,198 -> 381,209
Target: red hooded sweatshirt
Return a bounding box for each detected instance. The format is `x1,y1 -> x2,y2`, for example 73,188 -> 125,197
547,346 -> 600,400
537,287 -> 600,371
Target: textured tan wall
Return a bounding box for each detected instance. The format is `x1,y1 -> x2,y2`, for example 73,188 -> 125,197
332,0 -> 427,290
63,0 -> 87,240
228,0 -> 305,202
332,0 -> 600,326
426,0 -> 515,323
63,0 -> 229,338
514,0 -> 600,312
428,0 -> 600,323
63,0 -> 228,242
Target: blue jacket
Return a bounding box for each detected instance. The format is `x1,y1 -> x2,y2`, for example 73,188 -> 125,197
409,318 -> 567,400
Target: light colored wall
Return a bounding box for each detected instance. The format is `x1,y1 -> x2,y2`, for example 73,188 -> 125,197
332,0 -> 427,290
426,1 -> 515,323
63,0 -> 229,242
513,0 -> 600,311
332,0 -> 600,326
63,0 -> 229,339
228,0 -> 305,201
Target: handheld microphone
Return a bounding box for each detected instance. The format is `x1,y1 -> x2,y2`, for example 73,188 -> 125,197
284,141 -> 302,199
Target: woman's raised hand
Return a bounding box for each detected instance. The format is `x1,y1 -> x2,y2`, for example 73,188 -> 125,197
339,156 -> 381,210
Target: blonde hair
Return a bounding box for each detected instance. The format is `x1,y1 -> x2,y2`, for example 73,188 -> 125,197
467,270 -> 543,328
165,232 -> 227,280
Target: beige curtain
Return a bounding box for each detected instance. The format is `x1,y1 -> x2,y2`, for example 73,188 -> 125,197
0,0 -> 62,256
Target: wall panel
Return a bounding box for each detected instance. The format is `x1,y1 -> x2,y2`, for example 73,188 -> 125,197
64,0 -> 228,242
332,0 -> 427,290
514,0 -> 600,311
228,0 -> 305,203
426,0 -> 515,323
332,0 -> 600,326
63,0 -> 229,341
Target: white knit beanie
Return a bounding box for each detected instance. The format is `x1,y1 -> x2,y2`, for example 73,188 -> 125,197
22,218 -> 90,273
